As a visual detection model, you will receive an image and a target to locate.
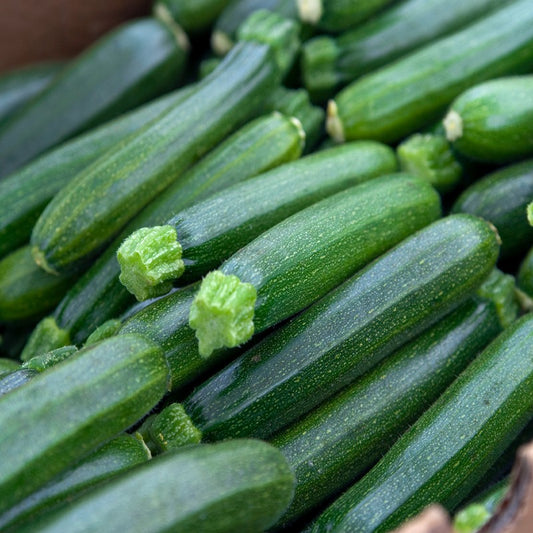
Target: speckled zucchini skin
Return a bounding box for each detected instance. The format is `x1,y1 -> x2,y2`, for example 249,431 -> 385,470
0,334 -> 168,515
13,440 -> 295,533
452,159 -> 533,259
184,214 -> 500,441
310,314 -> 533,533
329,0 -> 533,143
271,297 -> 501,527
0,368 -> 38,398
0,18 -> 187,178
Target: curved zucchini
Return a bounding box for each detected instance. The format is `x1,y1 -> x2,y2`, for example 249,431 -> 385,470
0,434 -> 150,530
327,0 -> 533,143
188,173 -> 440,356
0,18 -> 187,178
0,334 -> 168,514
444,76 -> 533,164
272,297 -> 501,527
309,314 -> 533,533
13,440 -> 295,533
183,214 -> 499,442
452,159 -> 533,259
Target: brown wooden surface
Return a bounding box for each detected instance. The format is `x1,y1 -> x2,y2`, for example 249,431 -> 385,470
0,0 -> 152,73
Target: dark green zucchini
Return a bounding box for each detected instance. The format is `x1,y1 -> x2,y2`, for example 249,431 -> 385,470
309,314 -> 533,533
327,0 -> 533,143
118,142 -> 396,303
30,12 -> 299,275
13,440 -> 295,533
0,246 -> 77,323
0,18 -> 188,178
301,0 -> 512,101
0,62 -> 63,127
182,214 -> 499,442
444,76 -> 533,164
188,173 -> 440,356
155,0 -> 232,33
518,247 -> 533,298
0,334 -> 168,514
0,85 -> 194,260
452,159 -> 533,259
0,434 -> 150,530
272,296 -> 501,527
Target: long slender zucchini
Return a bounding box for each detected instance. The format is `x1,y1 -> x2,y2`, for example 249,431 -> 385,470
327,0 -> 533,143
0,334 -> 168,514
22,110 -> 307,358
0,18 -> 188,178
0,434 -> 150,530
444,76 -> 533,164
309,314 -> 533,533
188,173 -> 440,356
14,440 -> 295,533
452,159 -> 533,259
30,12 -> 299,275
301,0 -> 511,101
271,296 -> 501,527
0,85 -> 194,260
0,62 -> 63,127
182,214 -> 499,442
118,142 -> 397,302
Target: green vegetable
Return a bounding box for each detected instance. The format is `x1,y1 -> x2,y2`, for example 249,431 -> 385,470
0,358 -> 19,376
22,346 -> 78,373
518,247 -> 533,298
154,0 -> 232,33
0,369 -> 39,398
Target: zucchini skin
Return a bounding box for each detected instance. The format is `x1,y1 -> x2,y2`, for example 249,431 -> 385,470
14,440 -> 295,533
518,246 -> 533,298
452,159 -> 533,259
0,334 -> 168,514
272,297 -> 501,527
310,314 -> 533,533
0,18 -> 187,178
0,434 -> 149,530
301,0 -> 510,100
0,62 -> 63,127
0,369 -> 39,398
156,0 -> 232,33
328,0 -> 533,143
0,246 -> 77,323
184,214 -> 499,441
0,86 -> 194,260
36,111 -> 305,349
445,76 -> 533,163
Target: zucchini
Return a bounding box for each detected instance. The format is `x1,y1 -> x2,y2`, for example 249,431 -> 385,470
0,246 -> 77,323
22,110 -> 306,358
14,440 -> 295,533
301,0 -> 511,101
0,85 -> 194,260
0,18 -> 188,178
0,62 -> 63,127
155,0 -> 232,33
182,214 -> 499,441
518,247 -> 533,298
272,296 -> 501,527
444,76 -> 533,164
452,159 -> 533,259
188,173 -> 440,356
0,358 -> 19,375
397,133 -> 463,194
327,0 -> 533,143
297,0 -> 396,33
118,141 -> 396,302
22,346 -> 78,373
309,314 -> 533,533
0,434 -> 150,530
0,369 -> 38,398
30,12 -> 299,275
0,334 -> 168,514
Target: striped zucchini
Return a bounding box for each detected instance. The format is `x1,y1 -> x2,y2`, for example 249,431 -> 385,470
444,76 -> 533,163
182,214 -> 499,441
272,296 -> 501,527
309,314 -> 533,533
327,0 -> 533,143
13,440 -> 295,533
188,173 -> 440,356
0,334 -> 168,514
0,18 -> 187,178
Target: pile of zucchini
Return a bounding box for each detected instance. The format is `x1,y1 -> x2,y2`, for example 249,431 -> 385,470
1,0 -> 532,531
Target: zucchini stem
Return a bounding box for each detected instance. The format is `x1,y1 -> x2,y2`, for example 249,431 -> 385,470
326,100 -> 345,143
211,31 -> 234,56
153,2 -> 190,51
189,271 -> 257,358
297,0 -> 323,24
443,110 -> 463,142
